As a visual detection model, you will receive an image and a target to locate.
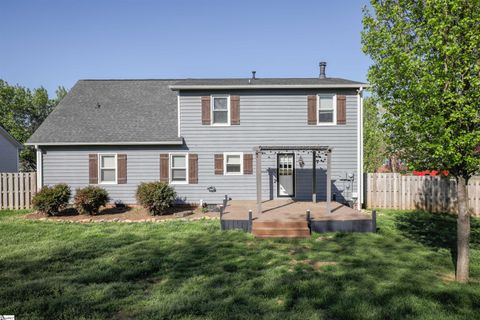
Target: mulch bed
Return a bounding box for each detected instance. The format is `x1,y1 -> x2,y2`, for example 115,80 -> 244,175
25,205 -> 220,223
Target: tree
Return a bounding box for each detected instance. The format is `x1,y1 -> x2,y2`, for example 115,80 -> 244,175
0,80 -> 67,170
363,97 -> 386,172
362,0 -> 480,282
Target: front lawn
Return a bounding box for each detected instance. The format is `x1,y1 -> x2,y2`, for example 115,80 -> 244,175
0,210 -> 479,319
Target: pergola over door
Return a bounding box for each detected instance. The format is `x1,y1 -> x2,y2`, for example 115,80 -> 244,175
254,145 -> 332,215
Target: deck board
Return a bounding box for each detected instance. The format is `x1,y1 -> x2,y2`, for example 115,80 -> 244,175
222,199 -> 371,221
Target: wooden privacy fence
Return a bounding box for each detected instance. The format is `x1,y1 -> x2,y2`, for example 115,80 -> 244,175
366,173 -> 480,216
0,172 -> 37,210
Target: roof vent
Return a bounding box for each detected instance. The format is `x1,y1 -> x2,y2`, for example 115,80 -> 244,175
251,71 -> 256,80
319,62 -> 327,79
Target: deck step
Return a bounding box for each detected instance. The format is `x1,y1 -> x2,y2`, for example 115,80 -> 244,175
252,220 -> 310,238
253,220 -> 309,228
254,234 -> 310,239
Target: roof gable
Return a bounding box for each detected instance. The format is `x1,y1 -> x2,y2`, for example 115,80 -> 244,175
0,126 -> 23,149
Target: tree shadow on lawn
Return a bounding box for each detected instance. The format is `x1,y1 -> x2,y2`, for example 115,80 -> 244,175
1,220 -> 480,319
394,210 -> 480,269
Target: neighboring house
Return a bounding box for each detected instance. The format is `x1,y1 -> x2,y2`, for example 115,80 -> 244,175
27,63 -> 366,208
0,126 -> 22,172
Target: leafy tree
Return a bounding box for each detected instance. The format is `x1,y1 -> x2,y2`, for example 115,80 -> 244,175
363,97 -> 386,172
0,80 -> 67,170
362,0 -> 480,282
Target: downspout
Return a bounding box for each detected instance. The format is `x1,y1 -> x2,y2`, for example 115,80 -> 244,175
36,145 -> 43,191
177,93 -> 181,138
357,87 -> 364,209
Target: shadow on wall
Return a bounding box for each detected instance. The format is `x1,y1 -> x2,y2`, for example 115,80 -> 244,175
267,168 -> 353,204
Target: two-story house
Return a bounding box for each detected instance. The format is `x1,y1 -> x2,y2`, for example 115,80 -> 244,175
27,63 -> 366,210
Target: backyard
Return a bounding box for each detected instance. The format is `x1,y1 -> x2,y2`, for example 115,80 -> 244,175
0,209 -> 479,320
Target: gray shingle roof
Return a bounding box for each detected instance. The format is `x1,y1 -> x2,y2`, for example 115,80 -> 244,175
172,77 -> 366,87
27,80 -> 181,145
27,77 -> 366,145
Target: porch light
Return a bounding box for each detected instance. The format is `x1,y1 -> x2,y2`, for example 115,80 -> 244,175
298,156 -> 305,168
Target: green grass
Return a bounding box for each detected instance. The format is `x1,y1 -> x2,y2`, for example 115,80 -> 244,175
0,210 -> 479,320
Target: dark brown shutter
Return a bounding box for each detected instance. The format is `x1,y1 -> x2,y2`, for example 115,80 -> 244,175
307,95 -> 317,125
160,154 -> 169,182
117,154 -> 127,184
231,96 -> 240,125
201,96 -> 211,125
243,154 -> 253,174
88,154 -> 98,184
189,154 -> 198,184
337,95 -> 347,125
214,154 -> 224,175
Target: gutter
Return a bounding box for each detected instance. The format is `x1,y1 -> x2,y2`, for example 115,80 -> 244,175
169,84 -> 369,90
25,140 -> 184,146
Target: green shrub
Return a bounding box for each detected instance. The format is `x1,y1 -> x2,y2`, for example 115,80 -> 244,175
74,186 -> 110,215
32,183 -> 71,215
136,181 -> 176,215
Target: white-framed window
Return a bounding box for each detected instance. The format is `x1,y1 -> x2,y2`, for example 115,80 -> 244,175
211,95 -> 230,125
317,94 -> 336,125
99,154 -> 117,184
170,153 -> 188,184
224,152 -> 243,175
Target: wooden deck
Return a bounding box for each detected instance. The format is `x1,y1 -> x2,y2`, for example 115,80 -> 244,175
222,199 -> 368,221
220,200 -> 375,234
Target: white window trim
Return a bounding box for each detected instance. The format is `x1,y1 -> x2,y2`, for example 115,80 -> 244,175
211,95 -> 231,126
98,153 -> 117,185
224,152 -> 243,175
169,153 -> 189,184
317,94 -> 337,126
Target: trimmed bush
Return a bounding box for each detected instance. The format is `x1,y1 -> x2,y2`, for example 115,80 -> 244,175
136,181 -> 176,215
74,186 -> 110,215
32,183 -> 71,215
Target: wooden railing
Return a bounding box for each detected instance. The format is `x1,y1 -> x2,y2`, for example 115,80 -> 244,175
0,172 -> 37,210
366,173 -> 480,216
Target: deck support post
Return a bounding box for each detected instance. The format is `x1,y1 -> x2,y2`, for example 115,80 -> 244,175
223,195 -> 228,210
248,210 -> 253,232
326,149 -> 332,214
255,149 -> 262,215
312,151 -> 317,203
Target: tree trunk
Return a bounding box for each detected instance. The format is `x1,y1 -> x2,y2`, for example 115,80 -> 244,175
456,176 -> 470,283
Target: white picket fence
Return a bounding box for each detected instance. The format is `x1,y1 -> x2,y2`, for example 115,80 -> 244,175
0,172 -> 37,210
366,173 -> 480,216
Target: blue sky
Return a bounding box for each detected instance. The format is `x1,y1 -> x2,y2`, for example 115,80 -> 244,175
0,0 -> 371,95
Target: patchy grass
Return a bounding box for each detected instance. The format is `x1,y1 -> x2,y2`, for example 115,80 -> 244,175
0,209 -> 479,319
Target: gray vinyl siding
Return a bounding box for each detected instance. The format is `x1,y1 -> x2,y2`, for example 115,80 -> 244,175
41,89 -> 359,205
0,136 -> 19,172
179,89 -> 359,204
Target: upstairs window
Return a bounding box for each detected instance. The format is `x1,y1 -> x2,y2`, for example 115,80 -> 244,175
317,94 -> 336,125
212,96 -> 230,125
99,154 -> 117,184
170,154 -> 187,183
224,152 -> 243,175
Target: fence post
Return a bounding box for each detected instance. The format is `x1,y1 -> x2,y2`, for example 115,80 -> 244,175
248,210 -> 253,232
372,209 -> 377,233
